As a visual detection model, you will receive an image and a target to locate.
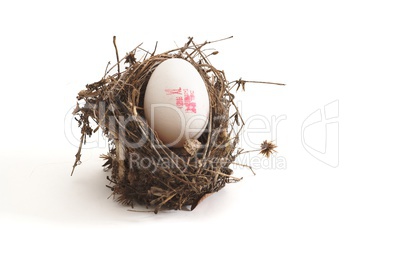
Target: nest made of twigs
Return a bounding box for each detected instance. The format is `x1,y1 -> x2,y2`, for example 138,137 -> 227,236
72,37 -> 278,213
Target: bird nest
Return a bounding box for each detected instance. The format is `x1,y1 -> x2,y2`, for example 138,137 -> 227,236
72,37 -> 278,213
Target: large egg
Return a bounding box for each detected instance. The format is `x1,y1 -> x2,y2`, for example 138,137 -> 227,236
144,58 -> 210,148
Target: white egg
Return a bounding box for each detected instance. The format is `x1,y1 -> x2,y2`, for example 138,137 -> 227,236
144,58 -> 210,148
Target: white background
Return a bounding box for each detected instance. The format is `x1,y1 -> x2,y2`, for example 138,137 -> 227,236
1,0 -> 401,267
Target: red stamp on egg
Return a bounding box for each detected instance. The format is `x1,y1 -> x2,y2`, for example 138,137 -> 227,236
165,87 -> 197,113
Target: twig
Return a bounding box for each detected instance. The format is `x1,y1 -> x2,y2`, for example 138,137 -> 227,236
231,162 -> 256,175
151,41 -> 158,56
105,42 -> 143,76
113,36 -> 120,79
71,132 -> 84,176
231,79 -> 286,89
103,61 -> 111,78
206,35 -> 233,45
240,80 -> 285,86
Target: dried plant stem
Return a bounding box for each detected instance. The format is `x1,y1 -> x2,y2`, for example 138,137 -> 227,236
113,36 -> 121,79
236,80 -> 286,86
231,162 -> 256,175
71,132 -> 84,176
